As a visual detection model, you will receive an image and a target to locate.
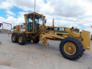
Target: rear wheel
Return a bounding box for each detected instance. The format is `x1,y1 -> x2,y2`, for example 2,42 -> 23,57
59,37 -> 84,60
11,33 -> 17,43
18,35 -> 26,45
33,36 -> 39,43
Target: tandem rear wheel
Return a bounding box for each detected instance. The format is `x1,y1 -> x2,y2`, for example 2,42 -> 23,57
11,33 -> 18,43
18,35 -> 26,45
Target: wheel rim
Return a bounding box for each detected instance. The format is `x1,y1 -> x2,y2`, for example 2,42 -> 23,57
19,37 -> 22,43
64,42 -> 76,55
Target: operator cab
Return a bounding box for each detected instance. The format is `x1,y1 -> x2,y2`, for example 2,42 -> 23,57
24,12 -> 45,33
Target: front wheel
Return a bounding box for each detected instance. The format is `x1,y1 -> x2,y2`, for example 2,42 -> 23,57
59,37 -> 84,60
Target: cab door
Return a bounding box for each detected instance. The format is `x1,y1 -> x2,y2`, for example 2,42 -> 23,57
27,17 -> 33,32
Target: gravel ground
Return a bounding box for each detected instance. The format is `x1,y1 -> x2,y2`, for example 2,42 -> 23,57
0,33 -> 92,69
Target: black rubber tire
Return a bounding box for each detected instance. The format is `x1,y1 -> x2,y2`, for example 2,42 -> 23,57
59,37 -> 84,60
18,35 -> 26,45
11,33 -> 17,43
33,37 -> 39,43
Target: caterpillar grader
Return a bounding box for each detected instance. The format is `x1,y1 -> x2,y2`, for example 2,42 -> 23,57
11,12 -> 90,60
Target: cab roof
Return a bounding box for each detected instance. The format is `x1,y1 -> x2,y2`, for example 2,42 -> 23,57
24,12 -> 45,19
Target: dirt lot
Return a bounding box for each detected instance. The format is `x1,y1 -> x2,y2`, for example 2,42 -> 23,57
0,33 -> 92,69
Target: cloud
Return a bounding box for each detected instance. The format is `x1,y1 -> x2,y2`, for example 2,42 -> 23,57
1,0 -> 92,17
48,0 -> 85,17
5,15 -> 25,26
13,0 -> 34,11
1,0 -> 87,17
6,0 -> 84,17
5,15 -> 17,25
0,0 -> 92,32
6,10 -> 15,16
0,0 -> 13,10
0,17 -> 5,22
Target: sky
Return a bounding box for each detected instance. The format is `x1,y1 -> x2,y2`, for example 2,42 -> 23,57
0,0 -> 92,32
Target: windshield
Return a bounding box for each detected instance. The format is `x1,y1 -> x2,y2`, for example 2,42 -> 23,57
35,17 -> 44,25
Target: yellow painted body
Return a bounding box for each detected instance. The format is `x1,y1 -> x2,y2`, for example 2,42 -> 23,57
81,31 -> 90,49
13,12 -> 90,50
40,26 -> 90,50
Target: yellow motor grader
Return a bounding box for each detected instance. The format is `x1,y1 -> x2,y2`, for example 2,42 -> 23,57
11,12 -> 90,60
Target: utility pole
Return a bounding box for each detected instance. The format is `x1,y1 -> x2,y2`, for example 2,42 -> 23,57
33,0 -> 36,32
52,18 -> 55,28
34,0 -> 36,12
